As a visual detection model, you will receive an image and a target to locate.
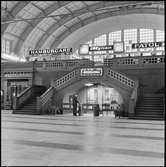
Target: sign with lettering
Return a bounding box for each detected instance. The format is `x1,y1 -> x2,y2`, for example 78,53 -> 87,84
89,45 -> 113,51
80,68 -> 103,76
29,48 -> 72,55
132,42 -> 164,49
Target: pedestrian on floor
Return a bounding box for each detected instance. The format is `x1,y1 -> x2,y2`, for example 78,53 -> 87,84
94,104 -> 100,117
72,95 -> 78,116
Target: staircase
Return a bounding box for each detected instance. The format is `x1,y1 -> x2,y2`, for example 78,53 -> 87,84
135,94 -> 164,120
13,86 -> 46,115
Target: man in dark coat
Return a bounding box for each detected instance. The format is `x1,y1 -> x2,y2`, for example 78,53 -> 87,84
72,95 -> 78,116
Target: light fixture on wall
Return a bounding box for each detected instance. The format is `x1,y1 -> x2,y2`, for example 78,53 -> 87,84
85,83 -> 94,87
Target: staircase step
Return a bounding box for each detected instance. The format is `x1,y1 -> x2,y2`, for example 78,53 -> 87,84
135,114 -> 163,117
135,110 -> 164,113
135,94 -> 164,120
135,109 -> 164,111
135,113 -> 163,117
13,112 -> 39,115
132,116 -> 164,120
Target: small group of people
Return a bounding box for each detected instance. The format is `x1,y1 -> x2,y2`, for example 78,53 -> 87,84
94,103 -> 122,118
72,95 -> 81,116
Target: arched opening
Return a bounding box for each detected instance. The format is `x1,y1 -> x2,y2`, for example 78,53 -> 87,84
62,83 -> 123,116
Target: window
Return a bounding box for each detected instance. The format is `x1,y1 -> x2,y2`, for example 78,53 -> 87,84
124,29 -> 137,53
94,34 -> 107,54
156,30 -> 164,51
140,29 -> 154,54
109,31 -> 121,54
2,39 -> 11,54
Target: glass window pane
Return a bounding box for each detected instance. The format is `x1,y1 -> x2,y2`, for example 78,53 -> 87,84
156,30 -> 164,51
6,40 -> 10,54
108,31 -> 121,54
140,29 -> 154,52
124,29 -> 137,52
2,39 -> 6,53
94,34 -> 106,54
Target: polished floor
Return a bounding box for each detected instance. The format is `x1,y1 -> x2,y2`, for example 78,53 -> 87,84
1,110 -> 164,166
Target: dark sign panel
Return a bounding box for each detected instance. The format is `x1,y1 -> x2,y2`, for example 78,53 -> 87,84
89,45 -> 113,51
80,68 -> 103,76
132,42 -> 164,49
29,48 -> 72,55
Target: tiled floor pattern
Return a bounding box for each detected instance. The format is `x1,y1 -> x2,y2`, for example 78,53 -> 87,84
1,111 -> 165,166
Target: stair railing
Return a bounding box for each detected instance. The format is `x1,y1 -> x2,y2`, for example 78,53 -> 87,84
128,80 -> 139,117
13,86 -> 33,110
53,69 -> 80,89
107,68 -> 135,88
36,86 -> 54,113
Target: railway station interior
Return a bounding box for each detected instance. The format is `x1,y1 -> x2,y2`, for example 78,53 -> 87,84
1,1 -> 165,166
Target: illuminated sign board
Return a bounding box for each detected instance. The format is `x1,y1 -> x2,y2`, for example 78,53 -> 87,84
79,44 -> 89,54
113,42 -> 124,53
29,48 -> 72,56
89,45 -> 113,51
80,68 -> 103,76
132,42 -> 164,49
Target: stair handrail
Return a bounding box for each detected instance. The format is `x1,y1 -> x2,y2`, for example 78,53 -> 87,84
53,68 -> 80,89
37,86 -> 54,113
107,68 -> 135,88
128,80 -> 139,117
13,86 -> 33,110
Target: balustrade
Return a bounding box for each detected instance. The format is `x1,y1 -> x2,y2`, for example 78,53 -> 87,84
37,86 -> 54,113
54,69 -> 79,89
104,55 -> 164,67
143,57 -> 164,64
34,59 -> 93,71
107,69 -> 135,88
13,87 -> 32,109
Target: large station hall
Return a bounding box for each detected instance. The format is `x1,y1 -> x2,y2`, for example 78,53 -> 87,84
1,1 -> 165,166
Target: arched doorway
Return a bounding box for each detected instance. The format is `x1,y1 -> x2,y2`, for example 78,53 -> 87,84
62,83 -> 124,116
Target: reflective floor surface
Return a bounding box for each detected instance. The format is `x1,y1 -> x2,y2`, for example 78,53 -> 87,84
1,110 -> 164,166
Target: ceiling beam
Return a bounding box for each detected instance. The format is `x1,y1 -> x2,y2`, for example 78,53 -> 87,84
8,1 -> 163,54
35,1 -> 147,49
50,8 -> 164,49
1,1 -> 30,34
4,32 -> 24,41
13,1 -> 72,54
31,2 -> 62,27
35,2 -> 109,49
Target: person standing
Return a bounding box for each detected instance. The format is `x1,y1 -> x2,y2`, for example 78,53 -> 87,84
72,95 -> 78,116
94,104 -> 100,117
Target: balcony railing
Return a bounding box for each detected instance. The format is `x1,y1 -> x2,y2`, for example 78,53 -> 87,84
104,55 -> 165,67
